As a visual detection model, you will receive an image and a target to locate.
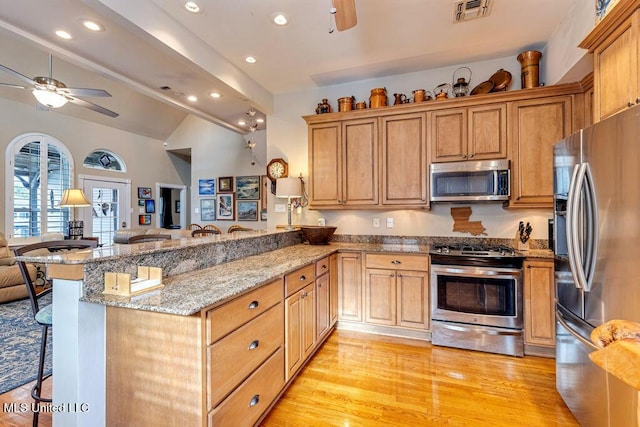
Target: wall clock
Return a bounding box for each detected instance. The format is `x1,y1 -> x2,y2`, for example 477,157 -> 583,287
266,158 -> 288,194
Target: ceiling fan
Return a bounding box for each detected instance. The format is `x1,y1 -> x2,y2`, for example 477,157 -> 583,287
0,54 -> 119,118
331,0 -> 358,32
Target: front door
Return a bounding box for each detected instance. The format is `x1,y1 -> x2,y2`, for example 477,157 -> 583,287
79,176 -> 130,246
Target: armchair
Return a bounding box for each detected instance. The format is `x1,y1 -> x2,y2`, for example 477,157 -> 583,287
0,232 -> 37,304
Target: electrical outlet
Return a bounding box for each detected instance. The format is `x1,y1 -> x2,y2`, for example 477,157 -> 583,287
373,218 -> 380,228
386,217 -> 394,228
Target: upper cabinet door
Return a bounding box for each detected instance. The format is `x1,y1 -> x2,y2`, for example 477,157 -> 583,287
593,12 -> 639,121
468,104 -> 507,160
381,113 -> 428,206
308,122 -> 342,206
430,108 -> 467,162
342,118 -> 379,206
509,95 -> 573,208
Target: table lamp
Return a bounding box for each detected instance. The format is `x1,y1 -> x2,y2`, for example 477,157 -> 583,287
59,188 -> 91,239
276,177 -> 302,230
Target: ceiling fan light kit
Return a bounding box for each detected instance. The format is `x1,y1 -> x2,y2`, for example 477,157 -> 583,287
0,54 -> 118,117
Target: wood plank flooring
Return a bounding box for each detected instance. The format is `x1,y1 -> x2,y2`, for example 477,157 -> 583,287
261,330 -> 578,427
0,330 -> 577,426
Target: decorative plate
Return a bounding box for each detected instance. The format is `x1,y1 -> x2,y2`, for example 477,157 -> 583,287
488,69 -> 512,92
470,80 -> 494,96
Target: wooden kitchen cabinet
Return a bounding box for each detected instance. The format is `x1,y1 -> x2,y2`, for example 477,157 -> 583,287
523,259 -> 555,353
285,263 -> 317,380
337,252 -> 363,322
316,257 -> 331,341
508,94 -> 573,208
580,3 -> 640,122
364,253 -> 430,330
380,112 -> 428,206
329,253 -> 338,327
308,118 -> 378,207
106,278 -> 284,426
430,103 -> 507,163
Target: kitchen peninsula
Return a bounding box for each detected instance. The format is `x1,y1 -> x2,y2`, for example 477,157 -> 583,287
23,229 -> 552,426
21,230 -> 435,426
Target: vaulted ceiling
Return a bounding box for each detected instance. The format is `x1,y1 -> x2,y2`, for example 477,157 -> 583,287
0,0 -> 580,140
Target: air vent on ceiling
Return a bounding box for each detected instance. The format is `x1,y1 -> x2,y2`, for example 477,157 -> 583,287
454,0 -> 492,22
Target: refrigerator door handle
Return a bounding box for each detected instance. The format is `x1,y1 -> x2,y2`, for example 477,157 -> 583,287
556,308 -> 599,351
582,163 -> 599,292
566,164 -> 584,290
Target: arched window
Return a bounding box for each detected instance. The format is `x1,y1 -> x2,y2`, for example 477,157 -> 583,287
83,149 -> 126,172
5,133 -> 74,239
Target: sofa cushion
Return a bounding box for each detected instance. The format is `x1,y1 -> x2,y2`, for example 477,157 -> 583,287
0,264 -> 36,289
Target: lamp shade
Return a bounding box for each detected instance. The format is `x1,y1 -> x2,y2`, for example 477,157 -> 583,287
33,89 -> 68,108
59,188 -> 91,207
276,177 -> 301,198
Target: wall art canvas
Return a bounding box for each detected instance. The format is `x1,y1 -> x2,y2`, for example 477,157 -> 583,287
237,201 -> 258,221
235,175 -> 260,200
138,187 -> 152,199
200,199 -> 216,221
198,179 -> 216,195
216,193 -> 235,220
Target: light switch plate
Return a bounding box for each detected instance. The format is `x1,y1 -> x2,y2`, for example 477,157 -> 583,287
274,204 -> 286,213
373,218 -> 380,228
386,217 -> 394,228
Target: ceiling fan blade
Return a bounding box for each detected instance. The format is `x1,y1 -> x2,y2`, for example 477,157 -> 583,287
0,63 -> 37,86
0,82 -> 27,90
67,97 -> 119,118
62,87 -> 112,98
36,101 -> 50,112
332,0 -> 357,31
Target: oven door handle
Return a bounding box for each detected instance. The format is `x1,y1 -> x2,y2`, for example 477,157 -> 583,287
436,322 -> 522,337
431,266 -> 521,279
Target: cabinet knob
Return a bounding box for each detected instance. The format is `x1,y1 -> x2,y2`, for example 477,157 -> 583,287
629,101 -> 635,108
391,260 -> 401,265
248,340 -> 260,350
300,275 -> 306,281
249,394 -> 260,407
637,98 -> 640,104
469,153 -> 475,158
461,154 -> 467,159
248,300 -> 259,309
322,264 -> 327,270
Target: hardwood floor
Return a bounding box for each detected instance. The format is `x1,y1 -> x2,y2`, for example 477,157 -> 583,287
0,378 -> 52,427
261,330 -> 578,427
0,330 -> 577,427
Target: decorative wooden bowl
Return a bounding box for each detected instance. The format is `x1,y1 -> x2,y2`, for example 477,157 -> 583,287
299,226 -> 337,245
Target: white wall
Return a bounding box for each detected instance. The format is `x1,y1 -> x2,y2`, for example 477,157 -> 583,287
543,0 -> 595,85
266,55 -> 559,241
165,115 -> 268,231
0,97 -> 186,234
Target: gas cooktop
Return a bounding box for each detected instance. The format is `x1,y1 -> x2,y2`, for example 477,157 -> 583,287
430,244 -> 522,258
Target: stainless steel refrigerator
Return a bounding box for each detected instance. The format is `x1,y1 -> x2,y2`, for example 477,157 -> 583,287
554,105 -> 640,427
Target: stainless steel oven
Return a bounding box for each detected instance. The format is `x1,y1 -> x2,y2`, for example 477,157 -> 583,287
430,245 -> 524,357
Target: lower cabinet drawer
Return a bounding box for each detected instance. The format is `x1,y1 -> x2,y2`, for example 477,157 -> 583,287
208,303 -> 284,409
285,263 -> 316,297
208,347 -> 285,427
365,253 -> 428,271
206,278 -> 282,344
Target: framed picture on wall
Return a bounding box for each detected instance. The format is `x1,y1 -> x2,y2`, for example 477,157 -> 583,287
198,179 -> 216,195
144,199 -> 155,213
235,176 -> 260,200
216,193 -> 235,220
261,175 -> 268,211
237,201 -> 258,221
175,200 -> 181,213
200,199 -> 216,221
138,199 -> 145,207
138,187 -> 152,199
139,214 -> 151,225
218,176 -> 233,193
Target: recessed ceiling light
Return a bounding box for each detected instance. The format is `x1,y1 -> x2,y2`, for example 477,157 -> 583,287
55,30 -> 72,40
209,92 -> 221,98
256,118 -> 265,123
272,13 -> 289,26
238,120 -> 247,126
184,2 -> 201,13
83,20 -> 105,32
245,56 -> 257,64
187,95 -> 198,102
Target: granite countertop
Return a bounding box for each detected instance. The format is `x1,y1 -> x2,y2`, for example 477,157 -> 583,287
83,242 -> 431,316
521,249 -> 555,259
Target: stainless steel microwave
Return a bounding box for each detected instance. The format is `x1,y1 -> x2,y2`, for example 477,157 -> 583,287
430,159 -> 510,202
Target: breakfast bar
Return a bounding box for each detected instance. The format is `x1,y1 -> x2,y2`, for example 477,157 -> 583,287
22,230 -> 433,426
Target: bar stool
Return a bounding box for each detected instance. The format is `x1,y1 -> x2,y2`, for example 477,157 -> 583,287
13,239 -> 98,426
